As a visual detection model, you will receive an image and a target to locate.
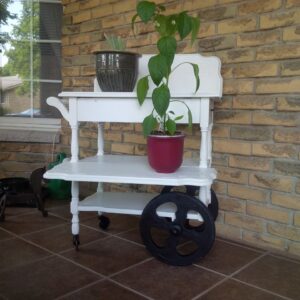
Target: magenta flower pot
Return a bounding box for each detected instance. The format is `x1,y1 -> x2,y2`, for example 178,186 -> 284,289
147,133 -> 185,173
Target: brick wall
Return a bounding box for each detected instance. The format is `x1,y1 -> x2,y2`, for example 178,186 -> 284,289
0,142 -> 58,178
59,0 -> 300,256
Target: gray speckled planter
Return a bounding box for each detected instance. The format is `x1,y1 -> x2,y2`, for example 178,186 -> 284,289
95,51 -> 140,92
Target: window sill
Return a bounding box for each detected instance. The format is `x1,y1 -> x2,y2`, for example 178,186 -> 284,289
0,117 -> 61,143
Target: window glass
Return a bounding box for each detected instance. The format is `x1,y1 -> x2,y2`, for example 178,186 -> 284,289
34,81 -> 61,118
1,0 -> 62,118
0,79 -> 31,116
33,42 -> 61,80
34,2 -> 62,40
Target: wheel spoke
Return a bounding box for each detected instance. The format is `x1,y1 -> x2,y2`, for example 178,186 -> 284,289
146,212 -> 172,231
160,236 -> 180,258
175,206 -> 188,225
182,226 -> 212,248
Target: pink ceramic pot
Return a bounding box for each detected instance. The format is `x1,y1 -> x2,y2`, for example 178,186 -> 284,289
147,133 -> 184,173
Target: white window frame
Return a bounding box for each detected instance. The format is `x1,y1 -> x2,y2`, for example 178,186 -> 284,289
0,0 -> 62,141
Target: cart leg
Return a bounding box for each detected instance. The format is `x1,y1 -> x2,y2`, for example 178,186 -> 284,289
199,186 -> 209,206
71,181 -> 80,250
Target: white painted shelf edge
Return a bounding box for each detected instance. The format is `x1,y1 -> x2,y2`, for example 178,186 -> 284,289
79,191 -> 203,221
44,155 -> 217,186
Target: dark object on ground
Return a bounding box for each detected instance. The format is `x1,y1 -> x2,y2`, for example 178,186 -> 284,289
0,167 -> 48,221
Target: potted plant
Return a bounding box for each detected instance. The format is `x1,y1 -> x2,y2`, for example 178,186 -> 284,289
132,1 -> 200,173
94,34 -> 140,92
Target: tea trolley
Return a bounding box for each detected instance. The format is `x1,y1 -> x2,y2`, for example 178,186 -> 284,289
44,54 -> 223,266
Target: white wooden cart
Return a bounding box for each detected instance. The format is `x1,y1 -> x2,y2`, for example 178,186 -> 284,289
44,54 -> 223,266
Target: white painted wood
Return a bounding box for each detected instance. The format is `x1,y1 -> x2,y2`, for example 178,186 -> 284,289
79,192 -> 155,214
79,192 -> 204,221
67,97 -> 202,124
93,53 -> 223,97
70,181 -> 79,235
97,123 -> 104,156
44,155 -> 217,186
46,97 -> 70,122
199,98 -> 210,168
44,53 -> 223,226
96,122 -> 104,195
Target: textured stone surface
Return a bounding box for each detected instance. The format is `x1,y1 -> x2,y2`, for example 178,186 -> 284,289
237,29 -> 281,47
274,161 -> 300,177
2,0 -> 300,258
230,126 -> 271,141
249,173 -> 293,192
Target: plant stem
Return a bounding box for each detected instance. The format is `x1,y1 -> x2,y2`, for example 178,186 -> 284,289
171,61 -> 190,73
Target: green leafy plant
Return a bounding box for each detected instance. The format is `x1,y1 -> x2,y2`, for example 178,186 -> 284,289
104,33 -> 126,51
132,1 -> 200,136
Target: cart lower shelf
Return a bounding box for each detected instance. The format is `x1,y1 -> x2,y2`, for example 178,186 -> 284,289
79,191 -> 205,221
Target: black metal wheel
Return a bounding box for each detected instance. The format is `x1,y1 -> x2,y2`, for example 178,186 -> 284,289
161,186 -> 219,221
99,215 -> 110,230
72,234 -> 80,251
0,192 -> 6,222
140,192 -> 215,266
209,189 -> 219,221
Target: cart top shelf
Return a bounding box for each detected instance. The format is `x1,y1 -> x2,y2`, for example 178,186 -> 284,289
60,54 -> 223,99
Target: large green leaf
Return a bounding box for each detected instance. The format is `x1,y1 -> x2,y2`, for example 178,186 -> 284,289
154,14 -> 168,36
152,84 -> 170,117
137,76 -> 149,105
142,114 -> 157,136
190,63 -> 200,92
176,12 -> 192,40
137,1 -> 156,23
191,17 -> 200,45
174,115 -> 184,121
148,54 -> 169,86
157,36 -> 177,56
157,36 -> 176,70
166,15 -> 177,36
155,15 -> 177,36
166,118 -> 176,135
187,106 -> 193,129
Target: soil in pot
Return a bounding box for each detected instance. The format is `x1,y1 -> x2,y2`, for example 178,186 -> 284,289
95,51 -> 139,92
147,132 -> 184,173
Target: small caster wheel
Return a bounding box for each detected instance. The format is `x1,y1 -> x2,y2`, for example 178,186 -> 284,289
99,215 -> 110,230
140,192 -> 215,266
72,234 -> 80,251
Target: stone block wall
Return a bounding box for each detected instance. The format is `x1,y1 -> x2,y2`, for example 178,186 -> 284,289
17,0 -> 298,256
0,141 -> 59,178
59,0 -> 300,256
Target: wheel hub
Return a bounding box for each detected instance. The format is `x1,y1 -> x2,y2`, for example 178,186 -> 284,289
170,224 -> 182,236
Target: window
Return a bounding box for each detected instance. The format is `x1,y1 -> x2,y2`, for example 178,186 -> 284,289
0,0 -> 62,119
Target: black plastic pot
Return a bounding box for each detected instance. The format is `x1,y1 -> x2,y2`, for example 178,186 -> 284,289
95,51 -> 139,92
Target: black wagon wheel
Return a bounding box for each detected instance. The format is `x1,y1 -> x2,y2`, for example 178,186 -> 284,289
0,191 -> 6,222
140,192 -> 215,266
161,186 -> 219,221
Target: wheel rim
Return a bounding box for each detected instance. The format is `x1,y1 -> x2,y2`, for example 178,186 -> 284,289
140,192 -> 215,266
161,186 -> 219,221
